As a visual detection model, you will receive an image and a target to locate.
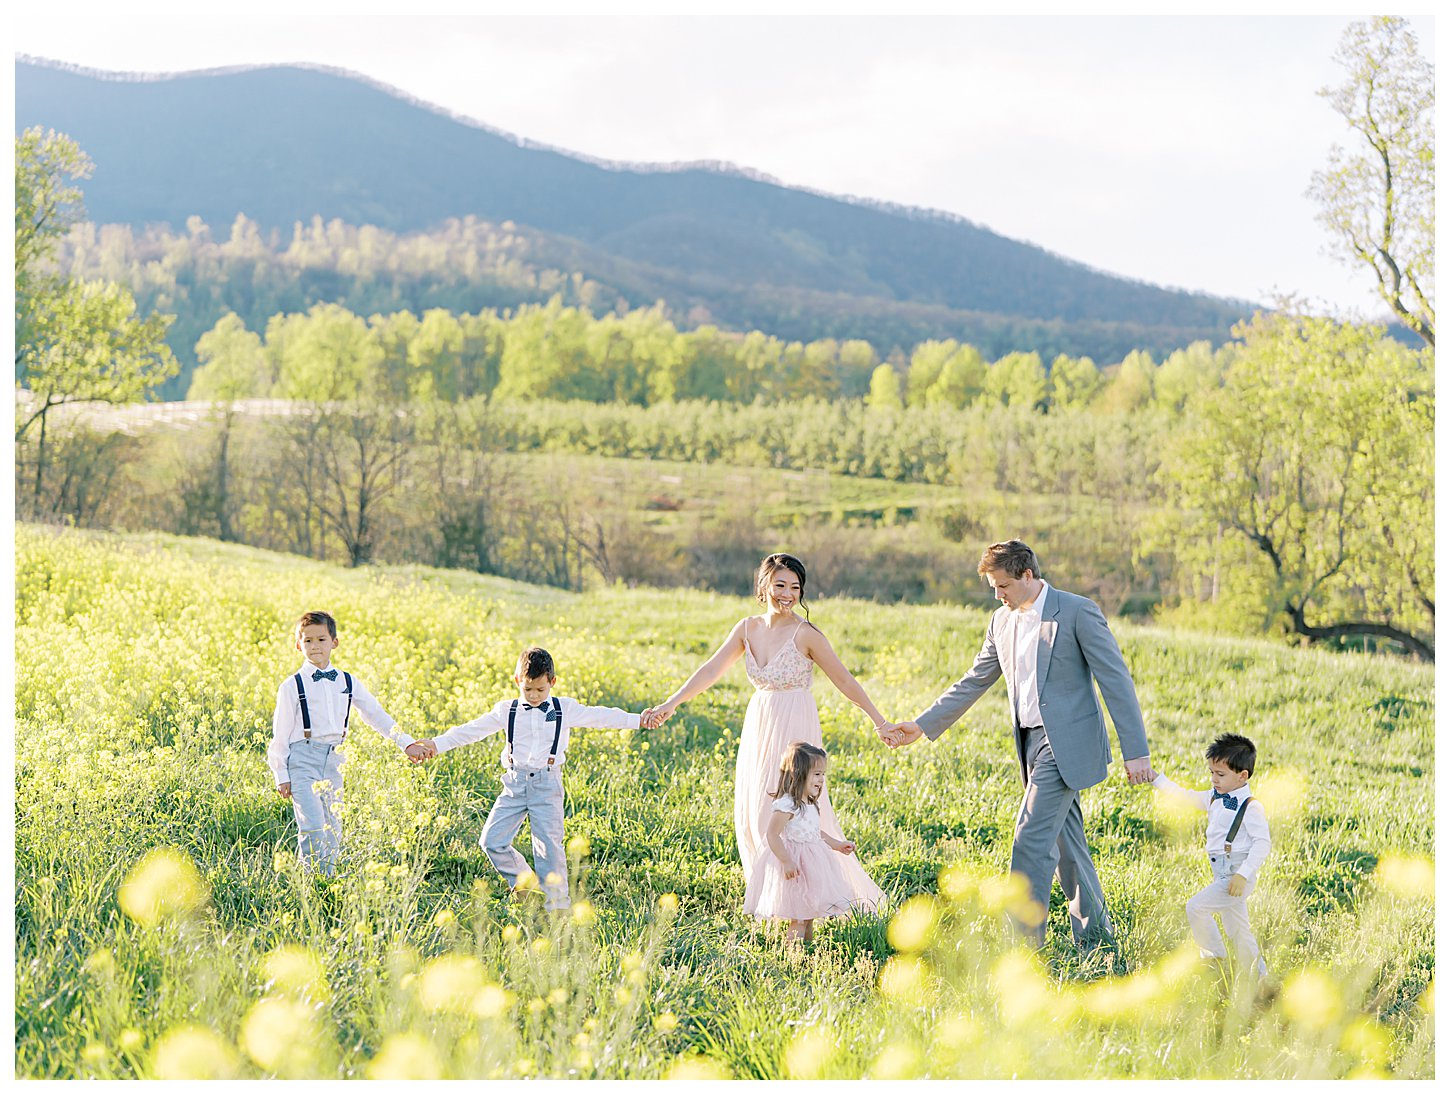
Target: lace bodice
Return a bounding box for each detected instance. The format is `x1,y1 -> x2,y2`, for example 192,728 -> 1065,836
773,796 -> 823,844
744,621 -> 814,692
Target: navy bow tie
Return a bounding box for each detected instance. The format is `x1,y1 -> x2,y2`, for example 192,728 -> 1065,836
1211,790 -> 1240,810
312,668 -> 338,682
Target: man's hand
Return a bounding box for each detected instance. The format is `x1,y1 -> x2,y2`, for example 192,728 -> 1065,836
1228,873 -> 1246,897
276,782 -> 292,800
406,740 -> 437,763
1123,755 -> 1153,785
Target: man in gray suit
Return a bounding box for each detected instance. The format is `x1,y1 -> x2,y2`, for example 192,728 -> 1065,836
883,540 -> 1152,948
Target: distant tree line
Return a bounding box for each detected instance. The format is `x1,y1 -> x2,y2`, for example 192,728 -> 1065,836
53,215 -> 1243,398
176,295 -> 1232,418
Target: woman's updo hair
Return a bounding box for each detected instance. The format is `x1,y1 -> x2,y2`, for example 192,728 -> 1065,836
754,552 -> 814,626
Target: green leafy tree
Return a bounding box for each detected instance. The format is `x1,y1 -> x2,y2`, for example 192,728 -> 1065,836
1308,16 -> 1434,345
15,279 -> 176,498
1095,350 -> 1156,413
864,363 -> 903,411
904,340 -> 958,406
980,352 -> 1047,410
1047,354 -> 1103,410
1152,341 -> 1227,414
1170,310 -> 1432,659
270,303 -> 385,402
187,313 -> 271,540
15,127 -> 92,362
924,344 -> 986,408
189,313 -> 269,400
834,339 -> 878,398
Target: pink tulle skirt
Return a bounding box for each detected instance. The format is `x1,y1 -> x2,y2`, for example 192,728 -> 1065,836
735,688 -> 885,915
743,836 -> 869,921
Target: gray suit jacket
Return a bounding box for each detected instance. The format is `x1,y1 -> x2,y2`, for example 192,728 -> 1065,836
916,585 -> 1149,791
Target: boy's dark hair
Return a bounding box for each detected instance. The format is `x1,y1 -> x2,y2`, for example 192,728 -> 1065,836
297,610 -> 338,640
517,646 -> 555,681
978,540 -> 1043,581
1206,733 -> 1256,776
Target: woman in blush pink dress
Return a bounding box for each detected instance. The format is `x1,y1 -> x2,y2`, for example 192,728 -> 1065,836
647,553 -> 886,913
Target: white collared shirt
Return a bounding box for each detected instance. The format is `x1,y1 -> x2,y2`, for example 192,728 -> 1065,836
1152,773 -> 1272,883
433,695 -> 642,769
1010,581 -> 1048,727
267,662 -> 413,786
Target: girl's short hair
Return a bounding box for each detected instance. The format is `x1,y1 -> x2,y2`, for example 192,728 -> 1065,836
769,741 -> 828,808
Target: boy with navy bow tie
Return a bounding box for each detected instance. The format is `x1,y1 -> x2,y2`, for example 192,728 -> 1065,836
409,647 -> 662,911
1150,733 -> 1271,978
268,611 -> 419,874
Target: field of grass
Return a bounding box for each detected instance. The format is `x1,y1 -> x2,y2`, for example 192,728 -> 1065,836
14,523 -> 1435,1079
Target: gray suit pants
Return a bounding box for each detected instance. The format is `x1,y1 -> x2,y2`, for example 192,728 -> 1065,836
1011,728 -> 1113,948
480,766 -> 569,911
287,738 -> 343,876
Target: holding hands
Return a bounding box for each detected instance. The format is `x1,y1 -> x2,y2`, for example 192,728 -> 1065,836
1123,755 -> 1153,785
641,702 -> 677,730
876,720 -> 924,748
406,739 -> 438,763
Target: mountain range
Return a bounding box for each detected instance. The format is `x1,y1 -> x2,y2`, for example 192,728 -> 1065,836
16,56 -> 1257,366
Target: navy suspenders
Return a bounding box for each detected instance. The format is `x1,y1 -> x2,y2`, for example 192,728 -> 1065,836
506,697 -> 564,767
1223,796 -> 1254,854
294,671 -> 353,740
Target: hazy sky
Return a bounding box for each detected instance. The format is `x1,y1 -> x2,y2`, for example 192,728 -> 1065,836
10,5 -> 1436,318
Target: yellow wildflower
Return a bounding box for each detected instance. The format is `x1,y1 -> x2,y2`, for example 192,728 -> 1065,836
117,847 -> 208,927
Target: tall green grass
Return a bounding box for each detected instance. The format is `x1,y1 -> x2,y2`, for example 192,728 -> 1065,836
14,524 -> 1434,1078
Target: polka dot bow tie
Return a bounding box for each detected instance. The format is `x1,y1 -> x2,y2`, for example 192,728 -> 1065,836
1211,790 -> 1240,810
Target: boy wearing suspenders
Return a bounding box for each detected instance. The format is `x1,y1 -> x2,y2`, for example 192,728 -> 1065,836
409,647 -> 660,912
1150,733 -> 1271,978
267,611 -> 419,874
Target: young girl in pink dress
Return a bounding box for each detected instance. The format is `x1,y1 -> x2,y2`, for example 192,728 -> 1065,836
743,741 -> 875,942
646,553 -> 887,913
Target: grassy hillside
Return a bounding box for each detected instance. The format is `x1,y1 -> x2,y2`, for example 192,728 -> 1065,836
14,525 -> 1434,1078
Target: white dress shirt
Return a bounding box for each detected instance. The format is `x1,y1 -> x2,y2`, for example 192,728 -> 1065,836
1010,581 -> 1048,727
267,662 -> 414,786
1152,773 -> 1272,883
433,695 -> 642,769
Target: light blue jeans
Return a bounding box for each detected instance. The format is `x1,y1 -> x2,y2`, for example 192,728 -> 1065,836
287,738 -> 343,875
481,766 -> 569,910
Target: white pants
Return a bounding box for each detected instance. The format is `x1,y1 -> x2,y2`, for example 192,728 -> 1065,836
1185,868 -> 1266,976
